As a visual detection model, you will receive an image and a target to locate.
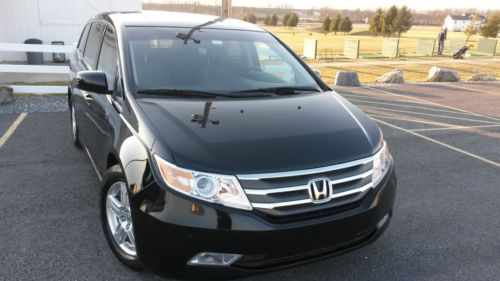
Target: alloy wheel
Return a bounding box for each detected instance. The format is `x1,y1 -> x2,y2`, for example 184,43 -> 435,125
106,182 -> 137,257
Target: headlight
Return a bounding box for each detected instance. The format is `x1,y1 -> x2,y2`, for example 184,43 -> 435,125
372,141 -> 392,187
154,155 -> 252,210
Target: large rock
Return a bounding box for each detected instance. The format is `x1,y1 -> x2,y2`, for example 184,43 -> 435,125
427,66 -> 460,82
335,71 -> 361,86
467,73 -> 496,82
0,85 -> 15,105
375,69 -> 405,84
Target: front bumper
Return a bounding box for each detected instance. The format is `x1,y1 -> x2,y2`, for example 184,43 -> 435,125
130,164 -> 397,279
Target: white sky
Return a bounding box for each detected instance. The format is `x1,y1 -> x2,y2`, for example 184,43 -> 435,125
145,0 -> 499,11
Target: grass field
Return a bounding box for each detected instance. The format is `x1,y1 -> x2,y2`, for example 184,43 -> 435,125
264,24 -> 500,83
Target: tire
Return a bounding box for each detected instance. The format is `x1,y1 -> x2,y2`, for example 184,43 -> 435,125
100,165 -> 143,271
70,103 -> 82,149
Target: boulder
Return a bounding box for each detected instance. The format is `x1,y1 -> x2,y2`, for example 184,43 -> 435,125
335,71 -> 361,86
427,66 -> 460,82
0,85 -> 15,105
467,73 -> 496,82
375,69 -> 405,84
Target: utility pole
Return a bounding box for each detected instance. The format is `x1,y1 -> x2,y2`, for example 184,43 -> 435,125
221,0 -> 232,19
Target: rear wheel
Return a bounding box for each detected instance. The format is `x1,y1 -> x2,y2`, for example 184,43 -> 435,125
70,104 -> 82,148
101,165 -> 143,270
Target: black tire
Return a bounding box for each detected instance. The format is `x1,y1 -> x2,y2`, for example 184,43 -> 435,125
70,103 -> 82,149
100,165 -> 143,271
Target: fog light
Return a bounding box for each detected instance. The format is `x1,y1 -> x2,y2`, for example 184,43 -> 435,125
376,213 -> 390,229
187,252 -> 242,266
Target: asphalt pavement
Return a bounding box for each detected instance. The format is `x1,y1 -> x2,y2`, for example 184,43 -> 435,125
0,82 -> 499,281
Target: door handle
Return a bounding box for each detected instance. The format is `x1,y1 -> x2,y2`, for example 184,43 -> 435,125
83,92 -> 93,103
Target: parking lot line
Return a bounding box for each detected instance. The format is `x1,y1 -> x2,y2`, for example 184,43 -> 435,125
443,83 -> 500,97
371,117 -> 500,168
0,113 -> 28,149
368,114 -> 478,128
364,86 -> 500,122
341,93 -> 428,104
347,98 -> 477,116
411,124 -> 500,132
359,105 -> 500,124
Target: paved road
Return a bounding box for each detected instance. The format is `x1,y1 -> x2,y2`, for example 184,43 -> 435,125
0,83 -> 499,281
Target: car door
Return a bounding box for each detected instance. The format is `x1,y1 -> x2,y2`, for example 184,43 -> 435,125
70,23 -> 91,143
76,22 -> 106,154
84,25 -> 120,174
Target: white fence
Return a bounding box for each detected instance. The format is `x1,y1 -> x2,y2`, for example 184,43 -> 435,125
0,43 -> 74,94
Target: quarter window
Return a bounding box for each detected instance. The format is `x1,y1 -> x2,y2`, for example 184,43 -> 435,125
98,27 -> 118,91
77,24 -> 90,53
84,23 -> 105,69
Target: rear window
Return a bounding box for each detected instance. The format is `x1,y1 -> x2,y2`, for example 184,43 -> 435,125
84,23 -> 105,69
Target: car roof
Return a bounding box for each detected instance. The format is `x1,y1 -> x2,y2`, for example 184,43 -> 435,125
94,11 -> 265,32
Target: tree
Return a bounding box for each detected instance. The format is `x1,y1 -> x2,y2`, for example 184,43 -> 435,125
394,6 -> 413,37
340,17 -> 353,34
288,12 -> 300,27
464,15 -> 480,42
330,14 -> 342,35
322,16 -> 331,33
264,15 -> 271,26
270,14 -> 279,26
479,13 -> 500,38
369,8 -> 384,36
382,5 -> 398,36
283,12 -> 292,27
243,13 -> 256,24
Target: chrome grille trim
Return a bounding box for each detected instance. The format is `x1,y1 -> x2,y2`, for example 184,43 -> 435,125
244,170 -> 373,196
250,183 -> 372,210
244,185 -> 309,195
236,155 -> 373,180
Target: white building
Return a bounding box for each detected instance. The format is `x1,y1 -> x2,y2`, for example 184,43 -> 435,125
443,13 -> 486,32
0,0 -> 141,62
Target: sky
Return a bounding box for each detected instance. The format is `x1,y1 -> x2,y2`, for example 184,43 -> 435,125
144,0 -> 500,11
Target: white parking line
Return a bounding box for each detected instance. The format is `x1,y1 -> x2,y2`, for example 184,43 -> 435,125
443,83 -> 500,96
347,98 -> 477,116
371,117 -> 500,168
0,113 -> 27,149
364,86 -> 500,122
340,93 -> 434,105
359,105 -> 500,124
411,124 -> 500,132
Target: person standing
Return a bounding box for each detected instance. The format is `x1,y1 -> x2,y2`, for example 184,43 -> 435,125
437,28 -> 448,56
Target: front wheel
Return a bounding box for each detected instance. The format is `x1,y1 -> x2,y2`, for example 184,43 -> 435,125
100,165 -> 143,270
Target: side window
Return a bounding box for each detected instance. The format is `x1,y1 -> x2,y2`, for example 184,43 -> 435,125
77,24 -> 90,53
97,27 -> 118,91
84,23 -> 105,69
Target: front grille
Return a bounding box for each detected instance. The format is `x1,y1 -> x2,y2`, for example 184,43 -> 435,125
238,156 -> 374,222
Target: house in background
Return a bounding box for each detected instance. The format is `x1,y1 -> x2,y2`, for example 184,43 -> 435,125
0,0 -> 141,62
443,13 -> 486,32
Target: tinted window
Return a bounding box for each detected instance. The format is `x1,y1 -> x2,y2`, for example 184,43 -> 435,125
77,24 -> 90,53
84,23 -> 105,69
98,27 -> 118,91
125,27 -> 318,94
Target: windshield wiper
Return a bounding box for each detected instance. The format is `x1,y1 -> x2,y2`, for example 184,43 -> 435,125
137,89 -> 233,98
137,89 -> 276,99
232,86 -> 321,95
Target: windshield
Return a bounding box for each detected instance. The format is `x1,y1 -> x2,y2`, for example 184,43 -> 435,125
124,26 -> 319,96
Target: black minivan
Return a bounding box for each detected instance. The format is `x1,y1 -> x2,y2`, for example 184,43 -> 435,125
69,11 -> 396,279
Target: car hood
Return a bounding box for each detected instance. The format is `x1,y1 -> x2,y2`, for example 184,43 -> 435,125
137,92 -> 381,174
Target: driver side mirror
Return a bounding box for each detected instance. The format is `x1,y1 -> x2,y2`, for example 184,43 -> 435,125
313,69 -> 321,78
73,71 -> 109,93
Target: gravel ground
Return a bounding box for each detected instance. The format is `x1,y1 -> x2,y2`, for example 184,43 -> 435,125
0,95 -> 68,114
